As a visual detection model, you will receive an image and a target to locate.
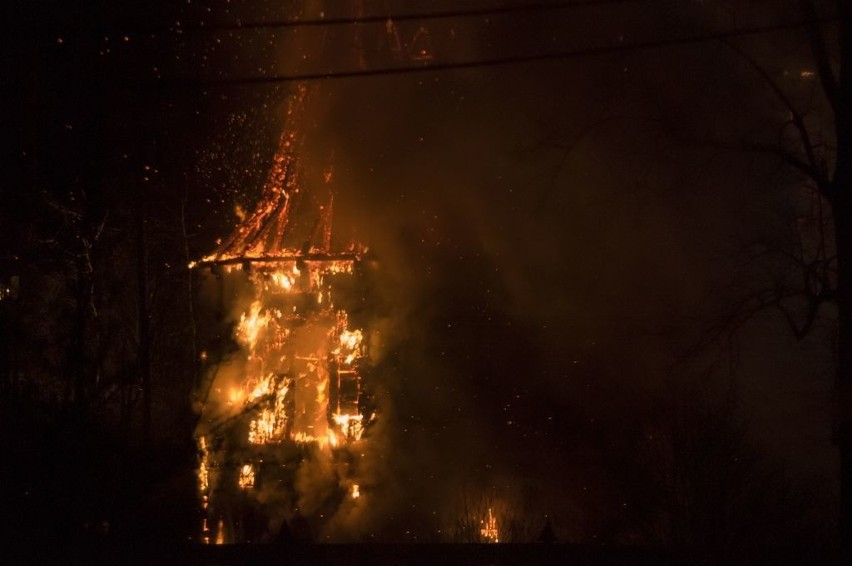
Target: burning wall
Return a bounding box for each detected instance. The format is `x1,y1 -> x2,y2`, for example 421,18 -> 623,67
192,84 -> 376,543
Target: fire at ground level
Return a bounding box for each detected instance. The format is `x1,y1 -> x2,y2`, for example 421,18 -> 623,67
18,542 -> 850,565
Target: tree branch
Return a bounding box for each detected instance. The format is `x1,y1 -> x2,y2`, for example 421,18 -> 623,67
799,0 -> 840,110
719,38 -> 826,192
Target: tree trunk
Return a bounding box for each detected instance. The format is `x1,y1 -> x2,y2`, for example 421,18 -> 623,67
836,197 -> 852,545
834,127 -> 852,545
71,250 -> 96,409
833,0 -> 852,543
137,202 -> 151,447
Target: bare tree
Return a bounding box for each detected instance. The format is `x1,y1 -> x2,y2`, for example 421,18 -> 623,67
709,1 -> 852,544
550,1 -> 850,544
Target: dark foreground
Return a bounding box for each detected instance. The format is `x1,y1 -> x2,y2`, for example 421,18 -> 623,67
4,543 -> 849,565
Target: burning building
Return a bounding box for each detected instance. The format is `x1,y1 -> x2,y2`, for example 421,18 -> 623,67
192,84 -> 375,544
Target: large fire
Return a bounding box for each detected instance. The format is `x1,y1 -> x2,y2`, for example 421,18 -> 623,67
192,84 -> 374,544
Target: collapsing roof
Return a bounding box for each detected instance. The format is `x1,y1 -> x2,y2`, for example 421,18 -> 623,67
193,85 -> 364,268
192,83 -> 374,544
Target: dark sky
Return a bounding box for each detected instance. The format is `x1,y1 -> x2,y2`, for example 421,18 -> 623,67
1,0 -> 840,543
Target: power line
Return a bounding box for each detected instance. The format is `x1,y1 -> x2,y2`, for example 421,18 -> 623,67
181,0 -> 646,32
160,17 -> 835,87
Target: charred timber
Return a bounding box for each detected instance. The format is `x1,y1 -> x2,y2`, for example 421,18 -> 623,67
194,251 -> 365,269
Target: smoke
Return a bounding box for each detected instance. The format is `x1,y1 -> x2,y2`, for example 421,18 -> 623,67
187,0 -> 836,543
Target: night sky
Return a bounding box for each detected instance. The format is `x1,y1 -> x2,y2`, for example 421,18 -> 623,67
0,0 -> 842,549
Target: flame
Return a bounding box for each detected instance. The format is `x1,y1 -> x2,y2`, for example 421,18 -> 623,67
248,409 -> 276,444
270,272 -> 293,290
333,323 -> 364,365
268,269 -> 299,291
248,382 -> 290,444
191,90 -> 373,539
247,373 -> 273,402
340,330 -> 361,350
202,495 -> 210,543
198,436 -> 210,493
237,301 -> 270,348
317,373 -> 327,400
332,413 -> 364,442
481,508 -> 499,543
228,388 -> 244,405
215,519 -> 224,545
239,463 -> 255,489
325,260 -> 355,274
293,432 -> 332,446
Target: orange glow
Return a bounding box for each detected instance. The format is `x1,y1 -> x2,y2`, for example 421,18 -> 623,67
481,508 -> 499,543
198,436 -> 210,493
192,83 -> 374,544
237,301 -> 270,348
332,413 -> 365,442
239,463 -> 255,489
228,388 -> 244,405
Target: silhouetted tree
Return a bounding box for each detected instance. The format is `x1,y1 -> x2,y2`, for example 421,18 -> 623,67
603,378 -> 828,549
706,1 -> 851,543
